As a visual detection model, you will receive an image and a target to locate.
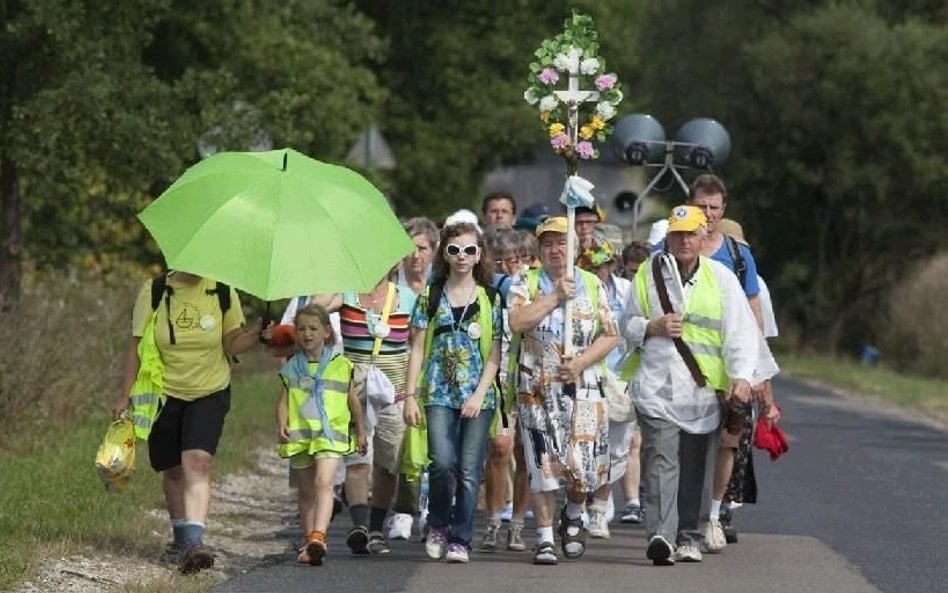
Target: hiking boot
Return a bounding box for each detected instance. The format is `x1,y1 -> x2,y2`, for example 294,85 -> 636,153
426,526 -> 447,560
704,519 -> 727,553
646,535 -> 674,566
445,542 -> 470,563
480,522 -> 500,551
620,502 -> 643,524
367,531 -> 390,554
178,542 -> 215,575
588,509 -> 610,539
533,540 -> 558,565
346,525 -> 369,555
506,522 -> 525,551
674,540 -> 702,563
305,531 -> 327,566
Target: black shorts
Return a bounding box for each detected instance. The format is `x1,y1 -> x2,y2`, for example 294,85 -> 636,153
148,387 -> 231,472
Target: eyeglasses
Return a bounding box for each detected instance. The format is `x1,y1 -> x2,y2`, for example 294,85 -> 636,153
494,257 -> 520,267
445,243 -> 479,257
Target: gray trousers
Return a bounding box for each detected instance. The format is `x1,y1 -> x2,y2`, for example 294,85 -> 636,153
640,415 -> 720,545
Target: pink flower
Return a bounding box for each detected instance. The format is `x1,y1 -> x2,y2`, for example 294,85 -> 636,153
539,68 -> 559,85
576,141 -> 596,159
551,133 -> 570,150
595,73 -> 617,91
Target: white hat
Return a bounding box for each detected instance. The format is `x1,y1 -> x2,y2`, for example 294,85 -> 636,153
647,218 -> 669,246
444,209 -> 482,233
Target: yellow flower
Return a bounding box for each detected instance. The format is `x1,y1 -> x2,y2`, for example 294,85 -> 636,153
540,111 -> 551,122
591,115 -> 605,130
549,123 -> 566,137
579,125 -> 594,140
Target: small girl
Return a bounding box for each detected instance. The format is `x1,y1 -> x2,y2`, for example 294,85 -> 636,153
276,304 -> 367,565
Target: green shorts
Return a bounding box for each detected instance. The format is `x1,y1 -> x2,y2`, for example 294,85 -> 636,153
290,450 -> 343,470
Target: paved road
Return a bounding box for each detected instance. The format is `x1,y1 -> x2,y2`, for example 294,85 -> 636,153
214,377 -> 947,593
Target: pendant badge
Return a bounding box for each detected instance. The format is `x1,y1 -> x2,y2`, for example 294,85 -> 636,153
199,314 -> 217,331
372,322 -> 391,339
467,322 -> 481,340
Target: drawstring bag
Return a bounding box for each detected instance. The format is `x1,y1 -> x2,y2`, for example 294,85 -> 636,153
94,417 -> 136,493
602,368 -> 635,423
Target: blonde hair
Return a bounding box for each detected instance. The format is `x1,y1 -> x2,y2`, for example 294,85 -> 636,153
294,303 -> 336,346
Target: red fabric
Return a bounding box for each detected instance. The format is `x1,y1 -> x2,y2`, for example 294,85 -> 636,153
753,407 -> 789,461
268,324 -> 297,348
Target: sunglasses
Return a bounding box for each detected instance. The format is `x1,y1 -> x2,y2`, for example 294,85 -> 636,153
445,243 -> 479,257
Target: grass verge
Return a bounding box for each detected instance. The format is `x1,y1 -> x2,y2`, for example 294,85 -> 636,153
777,352 -> 948,426
0,367 -> 278,592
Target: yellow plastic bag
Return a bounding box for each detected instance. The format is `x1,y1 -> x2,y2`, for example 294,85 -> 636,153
94,418 -> 136,493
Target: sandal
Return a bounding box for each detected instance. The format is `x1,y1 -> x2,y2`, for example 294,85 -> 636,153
557,507 -> 586,560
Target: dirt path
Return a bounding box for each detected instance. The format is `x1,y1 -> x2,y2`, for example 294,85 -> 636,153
12,450 -> 297,593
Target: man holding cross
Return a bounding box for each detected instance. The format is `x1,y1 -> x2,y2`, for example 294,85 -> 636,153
619,205 -> 769,566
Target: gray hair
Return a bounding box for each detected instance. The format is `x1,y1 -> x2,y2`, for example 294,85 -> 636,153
402,217 -> 439,250
484,226 -> 520,256
515,229 -> 539,260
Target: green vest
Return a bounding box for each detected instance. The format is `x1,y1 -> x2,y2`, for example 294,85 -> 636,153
130,309 -> 165,440
280,355 -> 354,457
620,256 -> 728,391
505,267 -> 602,414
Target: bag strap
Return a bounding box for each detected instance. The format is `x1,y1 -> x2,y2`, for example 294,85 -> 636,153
724,235 -> 747,288
651,256 -> 707,388
371,282 -> 397,359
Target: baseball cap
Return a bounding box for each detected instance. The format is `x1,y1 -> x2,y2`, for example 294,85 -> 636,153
666,205 -> 708,233
535,216 -> 569,237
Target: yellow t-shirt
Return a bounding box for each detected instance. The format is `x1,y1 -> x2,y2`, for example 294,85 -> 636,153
131,274 -> 245,400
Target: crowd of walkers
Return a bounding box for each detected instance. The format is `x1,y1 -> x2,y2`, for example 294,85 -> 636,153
116,173 -> 781,573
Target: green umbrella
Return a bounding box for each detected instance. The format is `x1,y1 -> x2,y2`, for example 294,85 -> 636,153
139,148 -> 413,301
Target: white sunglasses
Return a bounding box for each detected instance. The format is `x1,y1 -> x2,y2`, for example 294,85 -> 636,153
445,243 -> 479,257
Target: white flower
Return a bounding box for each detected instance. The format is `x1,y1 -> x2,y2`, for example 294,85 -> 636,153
524,87 -> 539,105
554,46 -> 583,73
539,95 -> 559,113
580,57 -> 600,75
596,101 -> 616,120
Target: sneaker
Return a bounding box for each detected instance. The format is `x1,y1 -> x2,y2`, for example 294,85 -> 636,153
297,547 -> 311,564
367,531 -> 390,554
620,502 -> 643,524
506,523 -> 525,551
588,509 -> 610,539
646,535 -> 675,566
386,512 -> 413,541
425,526 -> 447,560
480,522 -> 500,551
557,507 -> 586,559
346,525 -> 369,556
305,531 -> 327,566
674,541 -> 702,563
499,501 -> 513,522
444,542 -> 470,563
533,540 -> 558,565
704,519 -> 727,553
178,542 -> 215,575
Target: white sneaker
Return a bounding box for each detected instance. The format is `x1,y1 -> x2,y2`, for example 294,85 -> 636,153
386,512 -> 413,541
499,501 -> 513,522
674,541 -> 703,562
704,519 -> 727,553
588,510 -> 610,539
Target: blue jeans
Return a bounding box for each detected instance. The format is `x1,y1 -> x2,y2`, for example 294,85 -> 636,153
425,405 -> 492,547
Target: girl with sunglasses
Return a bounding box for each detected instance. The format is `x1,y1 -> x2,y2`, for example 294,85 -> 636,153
403,221 -> 502,564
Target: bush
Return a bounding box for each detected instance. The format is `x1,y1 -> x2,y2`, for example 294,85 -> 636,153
878,252 -> 948,379
0,272 -> 137,451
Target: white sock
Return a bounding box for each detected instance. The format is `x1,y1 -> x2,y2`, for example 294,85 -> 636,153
537,526 -> 554,544
710,499 -> 722,521
565,501 -> 584,520
628,498 -> 641,508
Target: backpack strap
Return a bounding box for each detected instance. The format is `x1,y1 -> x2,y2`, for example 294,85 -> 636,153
651,256 -> 706,387
426,280 -> 445,323
724,235 -> 747,288
149,274 -> 231,347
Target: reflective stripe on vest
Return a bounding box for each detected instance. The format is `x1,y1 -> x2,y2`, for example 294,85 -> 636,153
621,256 -> 728,390
280,355 -> 354,457
130,309 -> 165,439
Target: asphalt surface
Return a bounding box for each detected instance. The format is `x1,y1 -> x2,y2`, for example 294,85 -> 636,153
214,376 -> 947,593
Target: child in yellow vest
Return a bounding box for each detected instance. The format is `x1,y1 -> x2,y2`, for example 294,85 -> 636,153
276,304 -> 367,565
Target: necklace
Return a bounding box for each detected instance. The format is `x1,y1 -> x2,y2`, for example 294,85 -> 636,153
448,282 -> 477,336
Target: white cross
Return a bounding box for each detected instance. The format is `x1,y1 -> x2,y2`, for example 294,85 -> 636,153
552,52 -> 600,356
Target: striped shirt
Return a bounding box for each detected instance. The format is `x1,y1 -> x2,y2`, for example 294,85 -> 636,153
339,284 -> 417,393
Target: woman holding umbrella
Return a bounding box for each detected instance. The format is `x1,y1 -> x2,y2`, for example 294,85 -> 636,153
113,270 -> 266,574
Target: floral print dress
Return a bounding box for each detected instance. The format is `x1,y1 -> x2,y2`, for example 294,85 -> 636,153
509,269 -> 618,493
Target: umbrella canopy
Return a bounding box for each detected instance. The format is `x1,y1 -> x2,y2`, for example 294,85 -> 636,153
138,148 -> 413,300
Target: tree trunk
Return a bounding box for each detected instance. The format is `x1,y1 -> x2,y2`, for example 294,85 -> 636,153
0,155 -> 21,304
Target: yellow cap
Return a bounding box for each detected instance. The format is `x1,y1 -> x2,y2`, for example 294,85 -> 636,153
535,216 -> 569,237
667,205 -> 707,233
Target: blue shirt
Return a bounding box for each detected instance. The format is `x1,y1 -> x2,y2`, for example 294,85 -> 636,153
654,236 -> 760,297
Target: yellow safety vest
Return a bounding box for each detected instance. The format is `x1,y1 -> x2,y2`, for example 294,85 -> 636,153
620,256 -> 728,391
130,310 -> 165,440
280,355 -> 355,457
